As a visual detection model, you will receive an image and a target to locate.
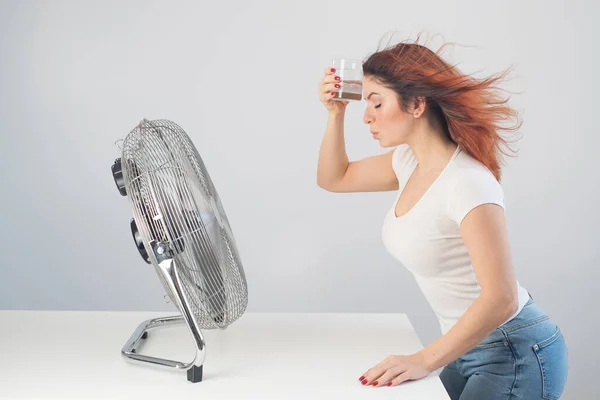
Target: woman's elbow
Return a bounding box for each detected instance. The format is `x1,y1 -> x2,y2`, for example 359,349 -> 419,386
501,291 -> 520,319
507,296 -> 519,316
483,290 -> 519,321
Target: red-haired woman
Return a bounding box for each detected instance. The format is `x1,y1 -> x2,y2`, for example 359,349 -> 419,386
317,39 -> 568,399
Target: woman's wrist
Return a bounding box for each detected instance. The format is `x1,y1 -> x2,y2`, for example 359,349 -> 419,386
327,109 -> 345,119
411,350 -> 437,372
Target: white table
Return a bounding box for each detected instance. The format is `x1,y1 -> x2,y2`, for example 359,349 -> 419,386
0,311 -> 450,399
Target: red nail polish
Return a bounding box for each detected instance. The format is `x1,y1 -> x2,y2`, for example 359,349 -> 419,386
331,92 -> 335,96
359,376 -> 365,381
335,84 -> 340,88
335,76 -> 340,80
361,380 -> 367,385
331,68 -> 336,72
387,382 -> 392,386
372,381 -> 378,386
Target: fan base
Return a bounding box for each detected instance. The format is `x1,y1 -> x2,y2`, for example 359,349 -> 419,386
121,315 -> 206,383
187,365 -> 203,383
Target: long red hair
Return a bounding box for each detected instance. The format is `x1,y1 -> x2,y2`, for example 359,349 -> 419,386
362,35 -> 522,181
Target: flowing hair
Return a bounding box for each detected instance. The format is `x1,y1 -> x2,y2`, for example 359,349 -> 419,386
362,34 -> 522,181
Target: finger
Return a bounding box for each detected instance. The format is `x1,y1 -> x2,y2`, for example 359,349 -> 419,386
359,364 -> 380,382
320,91 -> 337,103
360,356 -> 391,379
371,366 -> 406,388
327,74 -> 342,84
320,74 -> 342,85
359,365 -> 377,382
359,364 -> 387,386
389,370 -> 413,387
320,82 -> 341,94
320,89 -> 341,103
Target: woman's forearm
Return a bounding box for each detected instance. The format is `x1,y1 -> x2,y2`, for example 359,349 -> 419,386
416,293 -> 518,371
316,111 -> 349,189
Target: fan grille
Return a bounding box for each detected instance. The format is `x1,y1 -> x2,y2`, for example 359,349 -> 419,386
121,119 -> 248,329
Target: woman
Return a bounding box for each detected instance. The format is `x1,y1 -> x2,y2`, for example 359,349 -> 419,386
316,38 -> 568,399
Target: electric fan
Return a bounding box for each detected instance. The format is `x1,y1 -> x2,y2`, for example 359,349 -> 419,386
110,118 -> 248,383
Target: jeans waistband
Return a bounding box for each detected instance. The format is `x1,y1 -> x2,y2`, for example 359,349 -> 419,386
499,294 -> 549,334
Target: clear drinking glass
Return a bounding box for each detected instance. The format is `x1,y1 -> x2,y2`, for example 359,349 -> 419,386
331,58 -> 363,102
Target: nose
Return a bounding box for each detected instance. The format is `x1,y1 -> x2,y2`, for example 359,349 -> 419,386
363,107 -> 373,125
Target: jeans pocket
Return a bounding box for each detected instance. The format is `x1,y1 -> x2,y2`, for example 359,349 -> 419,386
532,327 -> 568,400
475,329 -> 507,349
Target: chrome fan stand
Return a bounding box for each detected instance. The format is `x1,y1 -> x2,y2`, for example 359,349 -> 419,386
121,241 -> 206,383
111,119 -> 249,384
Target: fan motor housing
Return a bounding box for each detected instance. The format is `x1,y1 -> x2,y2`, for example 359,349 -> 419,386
130,218 -> 151,264
111,158 -> 127,196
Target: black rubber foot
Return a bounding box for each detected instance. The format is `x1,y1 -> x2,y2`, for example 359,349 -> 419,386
187,365 -> 203,383
141,332 -> 148,339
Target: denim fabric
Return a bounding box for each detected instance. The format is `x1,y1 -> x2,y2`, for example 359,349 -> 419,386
439,296 -> 568,399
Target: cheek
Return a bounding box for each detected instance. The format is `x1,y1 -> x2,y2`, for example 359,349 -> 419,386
382,109 -> 410,136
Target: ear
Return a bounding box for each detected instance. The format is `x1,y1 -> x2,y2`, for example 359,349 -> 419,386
412,97 -> 426,118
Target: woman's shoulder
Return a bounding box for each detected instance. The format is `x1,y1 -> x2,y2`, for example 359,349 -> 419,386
392,144 -> 417,178
392,144 -> 415,164
445,148 -> 504,224
450,147 -> 499,184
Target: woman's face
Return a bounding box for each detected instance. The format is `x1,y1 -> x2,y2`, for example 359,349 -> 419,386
362,76 -> 418,147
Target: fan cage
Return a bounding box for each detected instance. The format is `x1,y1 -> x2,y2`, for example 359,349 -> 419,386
121,119 -> 248,329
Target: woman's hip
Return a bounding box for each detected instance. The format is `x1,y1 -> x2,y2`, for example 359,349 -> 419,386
455,297 -> 569,399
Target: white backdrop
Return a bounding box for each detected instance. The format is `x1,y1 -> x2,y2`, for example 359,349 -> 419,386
1,0 -> 598,398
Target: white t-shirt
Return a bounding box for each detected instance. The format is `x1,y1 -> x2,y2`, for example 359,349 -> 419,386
381,144 -> 529,335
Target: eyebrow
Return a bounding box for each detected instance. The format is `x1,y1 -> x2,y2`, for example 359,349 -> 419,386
365,92 -> 380,100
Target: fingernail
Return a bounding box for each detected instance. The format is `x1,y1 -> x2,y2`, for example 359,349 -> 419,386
372,381 -> 378,386
387,382 -> 392,386
361,380 -> 367,385
359,376 -> 365,381
331,92 -> 335,96
331,68 -> 336,72
335,84 -> 340,88
335,76 -> 340,80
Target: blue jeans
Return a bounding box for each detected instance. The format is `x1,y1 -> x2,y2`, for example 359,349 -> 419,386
439,296 -> 568,399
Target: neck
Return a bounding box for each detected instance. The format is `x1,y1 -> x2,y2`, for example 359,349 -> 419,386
406,115 -> 457,172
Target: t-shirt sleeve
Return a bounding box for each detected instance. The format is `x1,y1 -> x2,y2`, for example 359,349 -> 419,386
447,169 -> 504,225
392,144 -> 416,182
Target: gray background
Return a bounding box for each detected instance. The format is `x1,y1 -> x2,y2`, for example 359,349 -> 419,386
1,0 -> 598,398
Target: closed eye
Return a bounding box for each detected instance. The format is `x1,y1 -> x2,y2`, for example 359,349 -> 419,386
374,104 -> 381,109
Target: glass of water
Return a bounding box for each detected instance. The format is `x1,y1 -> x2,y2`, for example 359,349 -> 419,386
331,58 -> 363,102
